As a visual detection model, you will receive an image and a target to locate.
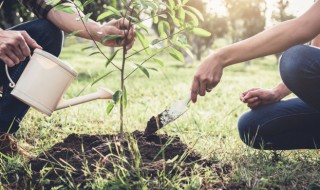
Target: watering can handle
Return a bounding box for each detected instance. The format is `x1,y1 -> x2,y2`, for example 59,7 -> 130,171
5,55 -> 32,89
5,64 -> 16,88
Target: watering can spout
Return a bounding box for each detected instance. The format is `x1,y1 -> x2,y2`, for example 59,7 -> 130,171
56,88 -> 114,110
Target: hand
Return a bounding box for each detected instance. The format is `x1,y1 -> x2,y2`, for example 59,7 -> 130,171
240,88 -> 280,109
191,54 -> 224,103
95,18 -> 135,51
0,30 -> 42,67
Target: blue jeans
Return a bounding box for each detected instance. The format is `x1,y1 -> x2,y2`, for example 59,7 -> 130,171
238,45 -> 320,150
0,19 -> 63,133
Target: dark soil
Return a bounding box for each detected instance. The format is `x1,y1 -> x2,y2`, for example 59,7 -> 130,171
11,131 -> 233,189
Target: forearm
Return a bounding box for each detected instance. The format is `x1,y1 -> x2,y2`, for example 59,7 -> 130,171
214,2 -> 320,67
46,3 -> 101,41
272,82 -> 291,101
311,34 -> 320,47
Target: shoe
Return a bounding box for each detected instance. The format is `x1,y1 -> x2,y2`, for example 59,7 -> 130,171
0,133 -> 33,159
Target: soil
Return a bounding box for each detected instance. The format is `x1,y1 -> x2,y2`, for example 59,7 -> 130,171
144,114 -> 164,135
10,131 -> 233,189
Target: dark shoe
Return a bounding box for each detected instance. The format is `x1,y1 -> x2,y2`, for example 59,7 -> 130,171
0,133 -> 32,158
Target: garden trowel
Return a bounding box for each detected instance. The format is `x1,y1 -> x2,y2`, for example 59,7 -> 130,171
144,94 -> 191,135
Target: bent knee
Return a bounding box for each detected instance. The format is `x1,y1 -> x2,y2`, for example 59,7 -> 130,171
238,111 -> 264,149
280,45 -> 311,83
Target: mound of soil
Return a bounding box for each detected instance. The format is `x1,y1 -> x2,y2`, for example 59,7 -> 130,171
13,131 -> 233,189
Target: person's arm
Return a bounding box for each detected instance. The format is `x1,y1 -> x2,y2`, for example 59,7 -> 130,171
46,2 -> 135,50
240,83 -> 291,109
191,2 -> 320,103
311,34 -> 320,46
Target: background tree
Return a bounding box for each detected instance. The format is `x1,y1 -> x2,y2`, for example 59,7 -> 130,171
189,14 -> 228,61
225,0 -> 266,43
225,0 -> 266,64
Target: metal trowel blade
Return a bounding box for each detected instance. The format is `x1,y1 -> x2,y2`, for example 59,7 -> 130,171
144,95 -> 191,135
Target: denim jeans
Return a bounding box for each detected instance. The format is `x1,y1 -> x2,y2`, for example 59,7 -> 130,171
238,45 -> 320,150
0,19 -> 63,133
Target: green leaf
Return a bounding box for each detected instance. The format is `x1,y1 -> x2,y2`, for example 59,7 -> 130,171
83,0 -> 94,7
91,71 -> 115,86
135,64 -> 150,78
192,28 -> 212,37
101,35 -> 122,44
153,58 -> 164,67
168,0 -> 174,10
182,0 -> 190,5
105,49 -> 121,68
158,20 -> 170,38
106,102 -> 115,114
113,90 -> 122,104
106,6 -> 121,15
185,6 -> 204,21
97,11 -> 115,21
81,46 -> 94,51
66,30 -> 82,38
153,15 -> 159,24
147,67 -> 158,71
54,4 -> 75,14
169,48 -> 185,62
146,1 -> 158,10
151,39 -> 161,45
140,0 -> 148,8
136,23 -> 149,34
123,85 -> 127,108
178,7 -> 186,20
89,52 -> 101,56
48,0 -> 61,6
136,30 -> 151,54
83,12 -> 92,22
185,10 -> 199,26
74,0 -> 83,11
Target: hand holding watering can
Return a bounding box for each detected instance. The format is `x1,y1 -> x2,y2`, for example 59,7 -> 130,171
5,48 -> 113,116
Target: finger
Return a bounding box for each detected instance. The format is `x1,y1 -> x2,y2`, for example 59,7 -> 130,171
244,90 -> 261,100
245,97 -> 259,104
242,88 -> 259,97
191,77 -> 200,103
126,39 -> 135,50
118,18 -> 130,29
5,50 -> 20,65
18,40 -> 31,57
21,31 -> 42,49
0,55 -> 15,67
13,45 -> 25,61
199,80 -> 207,96
248,100 -> 261,110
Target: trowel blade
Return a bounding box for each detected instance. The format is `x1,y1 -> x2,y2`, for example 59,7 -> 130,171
144,95 -> 190,135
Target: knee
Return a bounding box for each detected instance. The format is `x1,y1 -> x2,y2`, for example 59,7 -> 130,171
279,45 -> 309,86
237,112 -> 262,149
30,20 -> 64,56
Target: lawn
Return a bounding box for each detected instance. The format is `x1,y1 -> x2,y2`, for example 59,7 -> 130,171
2,37 -> 320,189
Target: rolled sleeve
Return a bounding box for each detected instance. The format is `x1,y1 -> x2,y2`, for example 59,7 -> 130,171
20,0 -> 69,19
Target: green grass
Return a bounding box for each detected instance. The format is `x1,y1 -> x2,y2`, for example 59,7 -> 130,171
2,37 -> 320,189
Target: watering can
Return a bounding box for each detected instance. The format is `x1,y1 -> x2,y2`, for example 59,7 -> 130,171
5,48 -> 113,116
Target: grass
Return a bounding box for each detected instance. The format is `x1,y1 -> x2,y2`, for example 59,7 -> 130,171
1,37 -> 320,189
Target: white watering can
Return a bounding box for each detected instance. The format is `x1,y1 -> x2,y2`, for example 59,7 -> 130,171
5,48 -> 113,116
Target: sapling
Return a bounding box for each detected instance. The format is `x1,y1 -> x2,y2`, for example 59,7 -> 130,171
54,0 -> 211,136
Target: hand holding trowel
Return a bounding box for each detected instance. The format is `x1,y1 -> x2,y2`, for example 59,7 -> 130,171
144,94 -> 191,136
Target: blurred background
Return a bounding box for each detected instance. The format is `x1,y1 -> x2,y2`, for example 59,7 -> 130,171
0,0 -> 314,64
